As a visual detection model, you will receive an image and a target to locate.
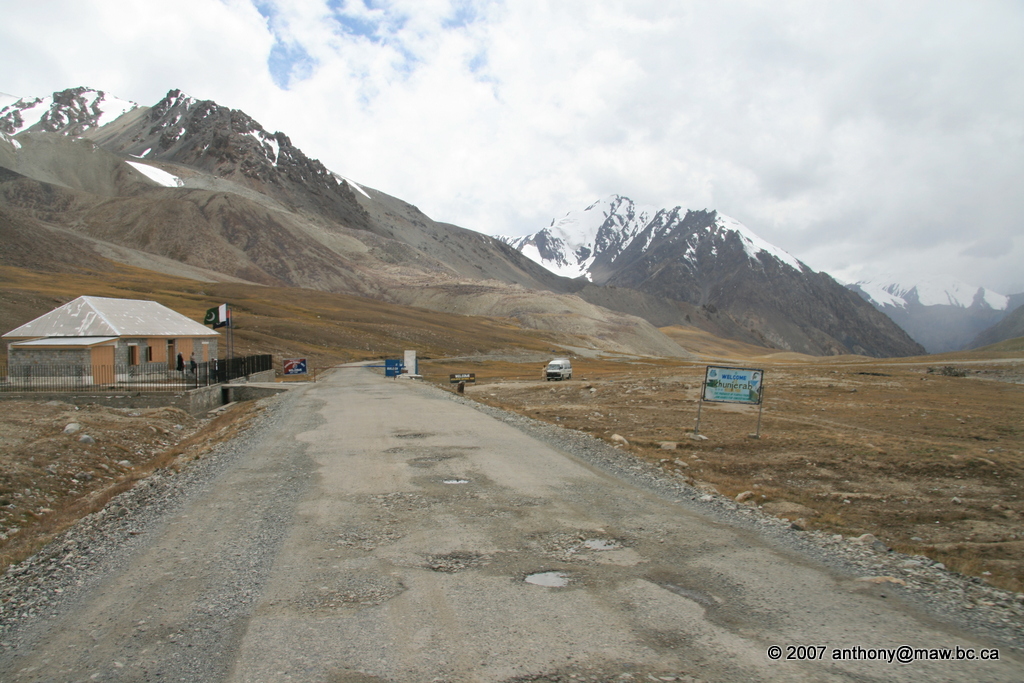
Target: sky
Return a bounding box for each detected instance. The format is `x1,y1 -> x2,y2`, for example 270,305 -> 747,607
2,0 -> 1022,294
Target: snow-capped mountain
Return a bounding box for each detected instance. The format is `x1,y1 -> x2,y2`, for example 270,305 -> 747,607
0,87 -> 925,358
499,195 -> 805,282
0,87 -> 138,137
499,196 -> 924,357
851,276 -> 1008,311
847,276 -> 1013,353
499,195 -> 657,279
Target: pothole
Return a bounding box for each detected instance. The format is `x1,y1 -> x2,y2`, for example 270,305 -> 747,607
295,574 -> 406,612
583,538 -> 621,551
331,524 -> 403,550
408,457 -> 444,468
426,551 -> 488,573
655,581 -> 720,607
442,479 -> 470,485
524,571 -> 570,588
393,432 -> 432,439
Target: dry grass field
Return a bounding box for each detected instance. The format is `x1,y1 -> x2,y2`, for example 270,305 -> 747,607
2,263 -> 1022,594
421,340 -> 1024,593
0,264 -> 564,370
0,399 -> 265,572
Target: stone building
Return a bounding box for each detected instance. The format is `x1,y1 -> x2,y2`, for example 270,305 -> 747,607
3,296 -> 220,382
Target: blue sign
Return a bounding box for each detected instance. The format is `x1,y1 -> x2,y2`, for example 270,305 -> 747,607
385,359 -> 403,377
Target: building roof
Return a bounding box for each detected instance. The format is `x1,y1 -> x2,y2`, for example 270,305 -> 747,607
2,296 -> 219,340
9,336 -> 118,348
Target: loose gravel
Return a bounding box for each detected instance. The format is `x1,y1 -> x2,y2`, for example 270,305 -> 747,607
439,387 -> 1024,655
0,395 -> 294,654
1,381 -> 1021,668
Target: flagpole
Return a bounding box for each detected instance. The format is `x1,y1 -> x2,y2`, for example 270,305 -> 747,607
228,304 -> 233,370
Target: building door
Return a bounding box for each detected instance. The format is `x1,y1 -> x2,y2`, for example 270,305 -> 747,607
90,345 -> 115,385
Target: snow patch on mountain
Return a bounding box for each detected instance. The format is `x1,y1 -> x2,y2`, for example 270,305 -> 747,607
0,88 -> 137,136
126,161 -> 183,188
0,131 -> 21,150
717,214 -> 803,271
333,173 -> 372,198
0,96 -> 51,135
93,94 -> 136,126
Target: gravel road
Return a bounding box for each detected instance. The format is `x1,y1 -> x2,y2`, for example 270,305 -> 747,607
0,368 -> 1021,682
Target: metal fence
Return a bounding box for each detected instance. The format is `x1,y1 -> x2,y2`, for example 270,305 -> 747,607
0,354 -> 274,393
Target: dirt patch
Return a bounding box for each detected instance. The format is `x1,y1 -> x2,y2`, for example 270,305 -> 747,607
0,399 -> 259,571
424,355 -> 1024,592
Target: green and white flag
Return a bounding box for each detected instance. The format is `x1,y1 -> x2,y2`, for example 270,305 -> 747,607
204,304 -> 230,328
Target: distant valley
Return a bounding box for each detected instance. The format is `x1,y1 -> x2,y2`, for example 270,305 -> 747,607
847,277 -> 1024,354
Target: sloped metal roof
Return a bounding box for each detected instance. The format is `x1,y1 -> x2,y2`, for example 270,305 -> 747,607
2,296 -> 219,339
10,336 -> 118,347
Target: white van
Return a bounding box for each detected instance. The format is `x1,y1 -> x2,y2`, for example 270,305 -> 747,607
545,358 -> 573,381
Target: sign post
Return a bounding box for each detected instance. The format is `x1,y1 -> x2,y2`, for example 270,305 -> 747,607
696,366 -> 766,438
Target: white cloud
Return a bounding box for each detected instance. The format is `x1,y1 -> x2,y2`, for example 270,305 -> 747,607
2,0 -> 1023,293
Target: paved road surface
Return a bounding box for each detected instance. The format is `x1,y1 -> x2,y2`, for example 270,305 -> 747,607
1,369 -> 1020,682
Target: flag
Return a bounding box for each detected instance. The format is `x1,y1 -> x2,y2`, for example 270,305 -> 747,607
204,304 -> 230,328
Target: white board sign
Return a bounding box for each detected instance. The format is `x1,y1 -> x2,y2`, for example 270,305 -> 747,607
702,366 -> 764,405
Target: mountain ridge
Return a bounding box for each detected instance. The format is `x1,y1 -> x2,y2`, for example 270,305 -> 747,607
1,87 -> 925,359
846,276 -> 1016,353
500,195 -> 924,358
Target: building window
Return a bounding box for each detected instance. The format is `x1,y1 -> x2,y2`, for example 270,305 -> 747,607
128,345 -> 139,366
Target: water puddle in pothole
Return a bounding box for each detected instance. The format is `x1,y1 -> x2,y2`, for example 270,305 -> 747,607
525,571 -> 570,587
583,539 -> 620,551
442,479 -> 470,485
657,582 -> 719,607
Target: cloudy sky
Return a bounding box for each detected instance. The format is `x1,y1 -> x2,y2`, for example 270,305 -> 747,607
2,0 -> 1022,294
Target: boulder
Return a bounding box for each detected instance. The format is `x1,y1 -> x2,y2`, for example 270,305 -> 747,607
762,501 -> 819,520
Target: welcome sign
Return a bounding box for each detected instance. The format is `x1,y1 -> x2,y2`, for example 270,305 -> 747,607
702,366 -> 764,405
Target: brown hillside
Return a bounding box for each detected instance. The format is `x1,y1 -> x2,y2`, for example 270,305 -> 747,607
0,264 -> 571,369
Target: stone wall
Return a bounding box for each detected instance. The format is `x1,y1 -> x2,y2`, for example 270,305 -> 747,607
0,384 -> 226,416
7,347 -> 91,367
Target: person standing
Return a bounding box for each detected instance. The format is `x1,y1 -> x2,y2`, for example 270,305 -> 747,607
176,352 -> 185,374
189,352 -> 197,375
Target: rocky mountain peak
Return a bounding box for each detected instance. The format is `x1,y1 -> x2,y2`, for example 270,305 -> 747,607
0,87 -> 137,137
499,195 -> 922,357
500,195 -> 805,283
93,89 -> 371,230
